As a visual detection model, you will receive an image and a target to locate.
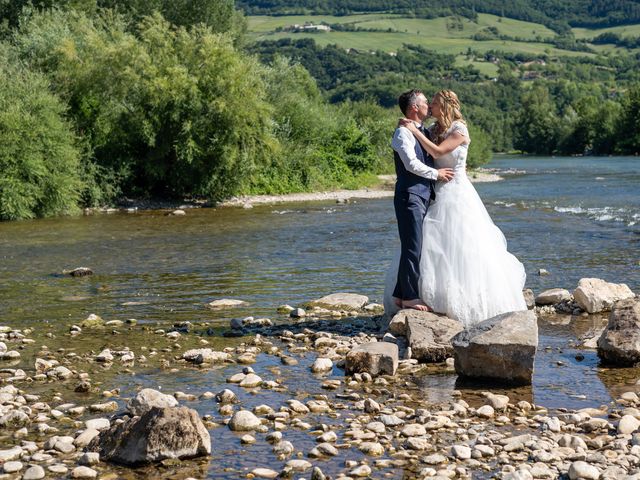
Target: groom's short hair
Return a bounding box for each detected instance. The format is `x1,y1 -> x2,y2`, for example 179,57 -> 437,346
399,89 -> 424,116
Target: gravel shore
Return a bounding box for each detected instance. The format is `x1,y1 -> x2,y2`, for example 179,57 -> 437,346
220,170 -> 502,208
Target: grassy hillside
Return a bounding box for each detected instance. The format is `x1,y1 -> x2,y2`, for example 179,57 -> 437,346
247,13 -> 617,63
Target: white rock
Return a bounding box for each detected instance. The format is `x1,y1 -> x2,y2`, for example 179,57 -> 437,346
228,410 -> 261,431
207,299 -> 247,309
574,278 -> 635,313
22,465 -> 45,480
71,466 -> 98,478
2,461 -> 23,473
618,414 -> 640,434
451,444 -> 471,459
568,461 -> 600,480
85,418 -> 110,431
311,357 -> 333,373
127,388 -> 178,416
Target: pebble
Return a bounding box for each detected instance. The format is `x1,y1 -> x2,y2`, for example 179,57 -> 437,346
22,465 -> 46,480
228,410 -> 261,431
349,465 -> 372,477
251,468 -> 279,479
568,461 -> 600,480
2,461 -> 23,473
71,466 -> 98,478
311,357 -> 333,373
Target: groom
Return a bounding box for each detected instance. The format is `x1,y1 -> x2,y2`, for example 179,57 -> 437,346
391,89 -> 454,311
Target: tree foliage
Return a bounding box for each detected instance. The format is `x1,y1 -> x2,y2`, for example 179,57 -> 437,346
0,54 -> 81,220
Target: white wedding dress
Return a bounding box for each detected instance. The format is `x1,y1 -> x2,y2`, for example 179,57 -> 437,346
384,121 -> 527,327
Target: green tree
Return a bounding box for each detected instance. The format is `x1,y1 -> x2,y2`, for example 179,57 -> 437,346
13,10 -> 274,200
466,123 -> 492,168
0,56 -> 82,220
513,85 -> 561,154
616,84 -> 640,154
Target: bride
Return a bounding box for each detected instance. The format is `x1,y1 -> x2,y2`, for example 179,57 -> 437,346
385,90 -> 527,327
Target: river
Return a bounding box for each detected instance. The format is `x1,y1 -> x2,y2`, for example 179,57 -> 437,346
0,155 -> 639,478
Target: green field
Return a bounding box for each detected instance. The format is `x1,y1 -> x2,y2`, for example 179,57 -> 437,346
247,13 -> 606,59
572,23 -> 640,40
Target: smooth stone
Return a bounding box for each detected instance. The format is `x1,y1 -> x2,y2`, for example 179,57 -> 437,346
71,466 -> 97,478
345,342 -> 398,376
568,460 -> 600,480
127,388 -> 178,416
451,444 -> 471,459
308,293 -> 369,310
228,410 -> 261,431
0,446 -> 23,462
239,373 -> 263,388
74,429 -> 100,447
535,288 -> 572,305
358,442 -> 384,456
311,358 -> 333,373
207,299 -> 247,309
22,466 -> 45,480
2,461 -> 23,473
574,278 -> 635,313
349,465 -> 372,477
251,468 -> 279,479
85,418 -> 110,431
618,414 -> 640,434
285,459 -> 312,471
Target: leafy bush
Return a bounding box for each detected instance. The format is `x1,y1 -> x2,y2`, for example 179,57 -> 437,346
0,57 -> 82,220
13,10 -> 275,200
466,123 -> 492,169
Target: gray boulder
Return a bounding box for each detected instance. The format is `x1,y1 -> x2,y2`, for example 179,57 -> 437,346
452,310 -> 538,385
127,388 -> 178,416
573,278 -> 635,314
535,288 -> 571,306
345,342 -> 398,376
307,293 -> 369,310
597,298 -> 640,366
405,312 -> 463,362
88,407 -> 210,466
522,289 -> 535,309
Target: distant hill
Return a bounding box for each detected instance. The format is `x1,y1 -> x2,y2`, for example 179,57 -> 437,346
237,0 -> 640,33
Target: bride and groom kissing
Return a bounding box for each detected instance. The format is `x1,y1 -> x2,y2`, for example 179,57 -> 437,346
384,89 -> 527,327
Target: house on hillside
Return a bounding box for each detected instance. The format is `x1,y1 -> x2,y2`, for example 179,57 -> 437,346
289,23 -> 331,33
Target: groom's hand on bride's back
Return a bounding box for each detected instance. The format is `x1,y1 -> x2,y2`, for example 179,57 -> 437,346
437,168 -> 454,182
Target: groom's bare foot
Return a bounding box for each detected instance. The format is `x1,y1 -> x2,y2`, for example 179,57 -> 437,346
393,297 -> 403,308
402,299 -> 432,312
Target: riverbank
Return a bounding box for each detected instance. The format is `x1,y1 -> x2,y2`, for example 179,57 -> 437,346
220,169 -> 502,208
1,287 -> 639,479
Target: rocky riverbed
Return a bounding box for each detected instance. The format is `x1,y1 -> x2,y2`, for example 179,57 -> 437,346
1,281 -> 640,479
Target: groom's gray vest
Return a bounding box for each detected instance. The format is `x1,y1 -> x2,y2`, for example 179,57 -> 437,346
393,127 -> 436,201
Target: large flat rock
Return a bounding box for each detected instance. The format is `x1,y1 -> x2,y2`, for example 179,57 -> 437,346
598,297 -> 640,366
345,342 -> 398,376
573,278 -> 635,314
405,312 -> 463,363
452,310 -> 538,386
308,293 -> 369,311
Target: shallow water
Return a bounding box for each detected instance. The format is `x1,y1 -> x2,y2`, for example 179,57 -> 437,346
1,156 -> 640,478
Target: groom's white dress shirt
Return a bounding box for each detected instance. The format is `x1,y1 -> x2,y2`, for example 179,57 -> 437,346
391,125 -> 438,180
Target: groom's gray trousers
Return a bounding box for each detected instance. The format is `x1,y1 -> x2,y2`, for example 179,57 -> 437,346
393,192 -> 430,301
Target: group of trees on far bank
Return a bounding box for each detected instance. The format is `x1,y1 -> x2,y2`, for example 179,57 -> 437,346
1,1 -> 640,221
0,3 -> 394,220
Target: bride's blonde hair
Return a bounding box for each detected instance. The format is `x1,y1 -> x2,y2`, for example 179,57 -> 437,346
432,90 -> 466,144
